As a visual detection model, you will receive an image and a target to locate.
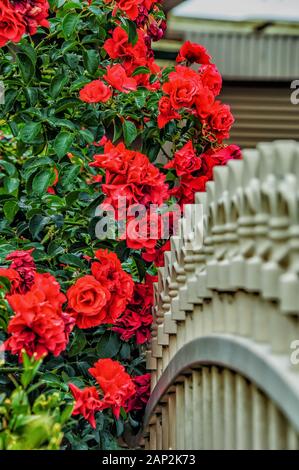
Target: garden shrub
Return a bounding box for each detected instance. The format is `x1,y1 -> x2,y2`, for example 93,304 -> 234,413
0,0 -> 240,449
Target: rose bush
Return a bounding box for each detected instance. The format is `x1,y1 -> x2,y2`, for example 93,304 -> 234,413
0,0 -> 241,449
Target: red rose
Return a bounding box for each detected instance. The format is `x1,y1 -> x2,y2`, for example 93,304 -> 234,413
125,58 -> 161,92
90,141 -> 169,209
157,96 -> 181,129
89,358 -> 135,419
104,64 -> 137,93
6,248 -> 36,293
69,384 -> 106,429
67,275 -> 111,329
105,0 -> 143,21
126,373 -> 151,412
0,0 -> 25,47
90,249 -> 134,324
170,174 -> 209,206
91,249 -> 122,281
206,101 -> 235,142
5,273 -> 74,359
194,85 -> 215,119
125,210 -> 162,253
142,239 -> 170,267
142,0 -> 157,9
164,141 -> 202,176
104,27 -> 147,65
104,26 -> 130,59
113,311 -> 143,342
176,41 -> 211,65
162,66 -> 201,110
113,275 -> 156,344
199,64 -> 222,97
202,144 -> 242,167
79,80 -> 112,103
14,0 -> 49,35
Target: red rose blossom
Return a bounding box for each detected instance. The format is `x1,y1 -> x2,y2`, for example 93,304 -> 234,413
113,275 -> 156,344
162,66 -> 201,110
90,249 -> 134,324
67,275 -> 111,329
164,141 -> 202,177
124,210 -> 165,253
205,101 -> 235,143
194,85 -> 215,119
90,141 -> 169,210
170,144 -> 241,206
89,358 -> 136,419
104,64 -> 137,93
105,0 -> 143,21
0,0 -> 25,47
69,384 -> 106,429
4,273 -> 74,359
142,239 -> 170,267
176,41 -> 211,65
13,0 -> 49,35
104,27 -> 147,65
6,249 -> 36,293
157,96 -> 181,129
126,373 -> 151,412
79,80 -> 112,103
199,64 -> 222,97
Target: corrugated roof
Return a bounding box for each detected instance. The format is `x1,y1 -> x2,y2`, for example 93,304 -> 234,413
173,0 -> 299,23
178,30 -> 299,79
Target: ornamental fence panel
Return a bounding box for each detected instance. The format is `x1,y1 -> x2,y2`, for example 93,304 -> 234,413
130,140 -> 299,450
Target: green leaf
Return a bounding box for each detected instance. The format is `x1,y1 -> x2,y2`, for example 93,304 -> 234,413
60,404 -> 74,425
3,177 -> 19,195
32,168 -> 56,196
29,214 -> 51,239
47,240 -> 65,257
18,43 -> 37,65
2,90 -> 18,113
25,87 -> 39,107
115,418 -> 124,437
59,253 -> 85,269
0,161 -> 17,177
83,49 -> 99,75
79,129 -> 94,144
54,131 -> 74,158
69,77 -> 90,92
132,66 -> 150,76
62,13 -> 80,38
3,200 -> 18,223
20,122 -> 42,144
96,333 -> 120,358
68,329 -> 87,357
122,120 -> 137,147
61,164 -> 80,186
49,74 -> 69,99
113,117 -> 123,143
16,53 -> 35,84
120,18 -> 138,45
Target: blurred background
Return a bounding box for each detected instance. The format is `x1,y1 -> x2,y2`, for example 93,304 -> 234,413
160,0 -> 299,148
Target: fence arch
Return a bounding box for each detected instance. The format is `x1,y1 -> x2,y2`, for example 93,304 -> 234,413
139,140 -> 299,450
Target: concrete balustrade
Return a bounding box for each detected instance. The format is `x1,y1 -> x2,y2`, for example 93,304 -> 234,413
139,141 -> 299,450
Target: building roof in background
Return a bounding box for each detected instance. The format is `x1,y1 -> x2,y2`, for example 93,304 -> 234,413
173,0 -> 299,23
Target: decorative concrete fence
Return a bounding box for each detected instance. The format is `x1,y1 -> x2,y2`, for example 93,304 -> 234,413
138,140 -> 299,449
